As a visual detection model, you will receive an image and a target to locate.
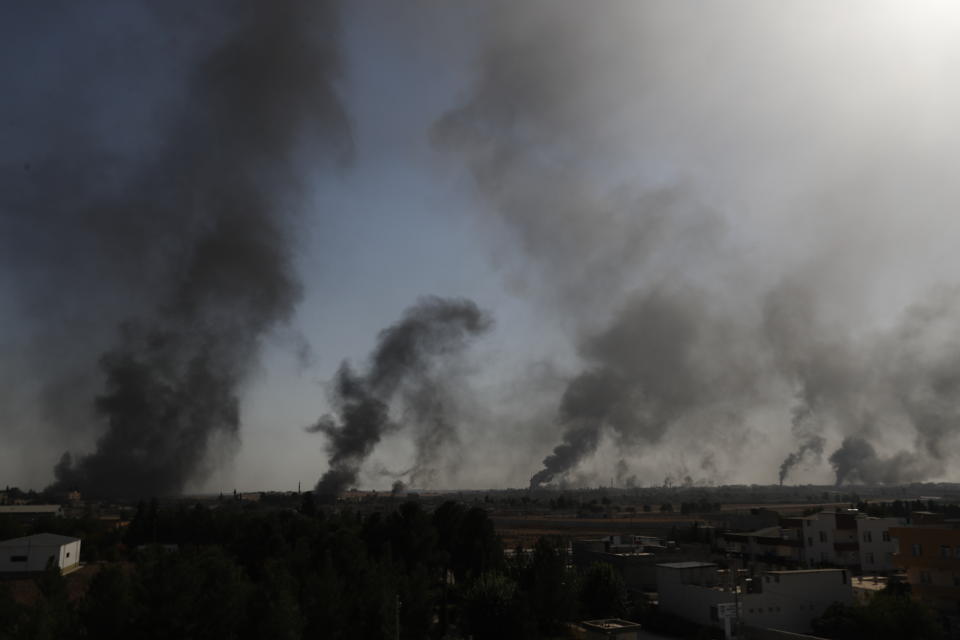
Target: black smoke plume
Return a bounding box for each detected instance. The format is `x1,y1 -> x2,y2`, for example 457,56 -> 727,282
433,2 -> 960,487
312,296 -> 492,497
30,1 -> 351,498
526,288 -> 758,488
778,433 -> 825,486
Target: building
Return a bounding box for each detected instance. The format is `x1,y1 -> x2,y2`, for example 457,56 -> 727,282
798,511 -> 860,567
722,526 -> 803,567
656,562 -> 740,628
572,536 -> 682,592
0,505 -> 63,522
742,569 -> 853,633
0,533 -> 81,575
890,525 -> 960,613
856,517 -> 904,573
656,561 -> 853,635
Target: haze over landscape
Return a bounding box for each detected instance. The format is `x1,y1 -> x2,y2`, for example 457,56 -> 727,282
6,0 -> 960,495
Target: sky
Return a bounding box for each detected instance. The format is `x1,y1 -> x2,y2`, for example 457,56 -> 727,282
5,1 -> 960,494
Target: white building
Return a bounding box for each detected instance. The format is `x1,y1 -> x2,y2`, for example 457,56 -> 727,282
799,511 -> 859,567
856,517 -> 904,573
741,569 -> 854,633
656,562 -> 853,635
0,505 -> 62,519
0,533 -> 81,574
657,562 -> 742,628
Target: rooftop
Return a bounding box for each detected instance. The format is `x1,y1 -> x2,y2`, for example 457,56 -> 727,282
0,533 -> 80,547
765,569 -> 846,575
0,505 -> 61,514
581,618 -> 643,632
657,561 -> 716,570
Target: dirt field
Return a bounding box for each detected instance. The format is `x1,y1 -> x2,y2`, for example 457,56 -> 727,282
492,513 -> 701,547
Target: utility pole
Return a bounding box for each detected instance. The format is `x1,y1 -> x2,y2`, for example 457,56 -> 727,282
395,593 -> 401,640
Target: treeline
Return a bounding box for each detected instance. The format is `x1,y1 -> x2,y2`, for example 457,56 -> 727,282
0,497 -> 643,640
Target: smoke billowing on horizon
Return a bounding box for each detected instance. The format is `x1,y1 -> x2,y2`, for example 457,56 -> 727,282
6,1 -> 960,495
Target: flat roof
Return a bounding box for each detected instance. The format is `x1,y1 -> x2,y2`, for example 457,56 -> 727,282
581,618 -> 643,631
657,561 -> 717,569
0,533 -> 79,547
0,505 -> 61,514
765,569 -> 845,575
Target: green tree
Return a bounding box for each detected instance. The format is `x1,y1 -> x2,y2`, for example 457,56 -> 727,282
812,593 -> 944,640
79,564 -> 137,638
244,559 -> 302,640
461,573 -> 524,640
133,547 -> 252,640
579,562 -> 628,620
520,537 -> 578,635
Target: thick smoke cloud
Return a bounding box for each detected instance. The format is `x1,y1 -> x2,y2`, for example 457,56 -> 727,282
2,1 -> 350,498
312,297 -> 492,496
435,1 -> 960,487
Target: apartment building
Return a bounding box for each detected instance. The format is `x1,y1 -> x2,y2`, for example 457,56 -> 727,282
890,525 -> 960,613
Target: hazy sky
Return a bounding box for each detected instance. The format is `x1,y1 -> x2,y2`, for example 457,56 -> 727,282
6,1 -> 960,493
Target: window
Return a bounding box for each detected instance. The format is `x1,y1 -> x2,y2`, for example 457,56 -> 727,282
9,555 -> 26,562
65,552 -> 70,558
953,575 -> 960,587
942,545 -> 951,558
912,543 -> 923,557
821,552 -> 829,562
882,531 -> 891,542
955,547 -> 960,559
920,571 -> 932,585
807,537 -> 813,547
819,531 -> 828,543
863,531 -> 873,543
866,552 -> 875,564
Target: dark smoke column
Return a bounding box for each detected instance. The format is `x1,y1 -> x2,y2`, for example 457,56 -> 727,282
311,296 -> 492,498
50,1 -> 350,499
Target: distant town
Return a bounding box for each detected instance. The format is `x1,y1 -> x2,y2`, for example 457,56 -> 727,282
2,483 -> 959,639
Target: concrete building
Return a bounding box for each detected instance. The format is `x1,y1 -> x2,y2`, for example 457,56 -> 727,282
857,517 -> 904,573
656,561 -> 853,635
0,533 -> 81,575
0,505 -> 63,522
573,536 -> 682,592
798,511 -> 859,567
742,569 -> 853,633
722,526 -> 804,567
890,525 -> 960,613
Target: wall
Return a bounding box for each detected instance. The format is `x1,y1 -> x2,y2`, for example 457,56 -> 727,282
0,539 -> 81,574
656,564 -> 733,627
741,570 -> 853,634
890,526 -> 960,611
857,517 -> 903,573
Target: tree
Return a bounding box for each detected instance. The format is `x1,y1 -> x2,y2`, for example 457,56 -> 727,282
520,537 -> 578,635
244,559 -> 301,640
579,562 -> 628,620
461,573 -> 524,640
812,593 -> 944,640
80,564 -> 137,638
